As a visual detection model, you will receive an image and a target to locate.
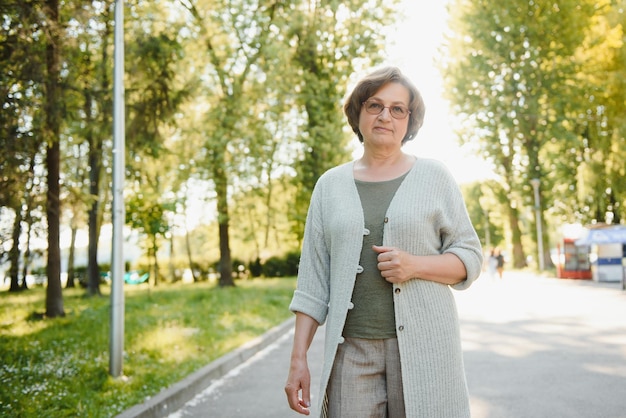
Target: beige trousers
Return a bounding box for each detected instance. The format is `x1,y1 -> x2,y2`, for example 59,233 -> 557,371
326,337 -> 405,418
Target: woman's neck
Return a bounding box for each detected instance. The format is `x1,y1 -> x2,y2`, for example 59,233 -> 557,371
353,152 -> 415,182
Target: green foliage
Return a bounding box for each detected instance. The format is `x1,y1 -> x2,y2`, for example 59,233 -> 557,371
126,195 -> 175,240
442,0 -> 626,266
570,1 -> 626,224
228,173 -> 301,262
289,0 -> 399,241
0,0 -> 398,291
126,32 -> 189,156
0,279 -> 296,417
461,182 -> 505,249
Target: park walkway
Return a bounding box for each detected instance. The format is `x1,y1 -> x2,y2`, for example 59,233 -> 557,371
119,271 -> 626,418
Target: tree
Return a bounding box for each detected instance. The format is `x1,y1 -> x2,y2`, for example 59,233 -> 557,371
180,0 -> 293,287
126,191 -> 175,286
441,0 -> 598,268
1,0 -> 48,291
172,0 -> 399,285
43,0 -> 65,317
571,1 -> 626,225
124,17 -> 191,284
289,0 -> 397,242
230,174 -> 300,262
62,0 -> 117,296
462,181 -> 505,251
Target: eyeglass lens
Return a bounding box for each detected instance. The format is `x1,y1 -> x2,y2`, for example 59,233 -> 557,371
363,100 -> 409,119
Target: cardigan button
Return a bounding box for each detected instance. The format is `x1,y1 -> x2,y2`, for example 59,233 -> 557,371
384,217 -> 389,223
398,325 -> 404,332
356,265 -> 364,274
348,302 -> 354,310
363,228 -> 370,236
394,288 -> 401,294
338,336 -> 345,344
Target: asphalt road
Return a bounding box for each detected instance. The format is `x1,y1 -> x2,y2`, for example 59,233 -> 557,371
167,271 -> 626,418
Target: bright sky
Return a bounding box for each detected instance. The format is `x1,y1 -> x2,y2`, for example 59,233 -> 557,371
355,1 -> 495,184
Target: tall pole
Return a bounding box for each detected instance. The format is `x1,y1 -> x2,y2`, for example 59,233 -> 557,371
110,0 -> 125,377
484,210 -> 491,250
531,178 -> 544,271
479,195 -> 491,251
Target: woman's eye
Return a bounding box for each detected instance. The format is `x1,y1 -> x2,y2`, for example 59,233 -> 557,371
369,102 -> 383,111
392,106 -> 404,114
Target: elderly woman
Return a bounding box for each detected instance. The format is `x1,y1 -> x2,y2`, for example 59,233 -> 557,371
285,66 -> 483,418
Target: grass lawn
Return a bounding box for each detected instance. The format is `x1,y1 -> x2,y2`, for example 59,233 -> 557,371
0,278 -> 296,417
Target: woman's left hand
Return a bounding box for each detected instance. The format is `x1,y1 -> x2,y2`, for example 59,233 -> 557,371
373,245 -> 468,286
373,245 -> 415,284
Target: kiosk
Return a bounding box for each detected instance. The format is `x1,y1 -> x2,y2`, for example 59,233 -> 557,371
575,225 -> 626,289
556,237 -> 591,279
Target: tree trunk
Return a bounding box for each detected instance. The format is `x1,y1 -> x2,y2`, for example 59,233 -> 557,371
44,0 -> 65,318
9,208 -> 23,292
152,234 -> 160,286
218,219 -> 234,287
46,140 -> 65,317
21,220 -> 33,290
215,173 -> 234,287
19,155 -> 38,290
507,204 -> 527,269
87,96 -> 102,297
185,227 -> 198,282
85,6 -> 113,297
540,214 -> 554,269
66,226 -> 77,288
169,232 -> 176,282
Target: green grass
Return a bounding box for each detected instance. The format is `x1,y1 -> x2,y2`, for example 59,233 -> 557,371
0,278 -> 296,417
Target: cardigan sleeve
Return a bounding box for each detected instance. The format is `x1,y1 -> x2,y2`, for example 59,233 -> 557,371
436,165 -> 483,290
289,180 -> 331,325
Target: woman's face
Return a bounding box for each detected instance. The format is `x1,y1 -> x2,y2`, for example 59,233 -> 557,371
358,82 -> 410,148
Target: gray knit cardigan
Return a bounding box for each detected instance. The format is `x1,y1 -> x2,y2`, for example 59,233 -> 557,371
289,158 -> 483,418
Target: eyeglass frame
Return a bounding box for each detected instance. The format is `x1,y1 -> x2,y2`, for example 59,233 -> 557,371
361,99 -> 411,120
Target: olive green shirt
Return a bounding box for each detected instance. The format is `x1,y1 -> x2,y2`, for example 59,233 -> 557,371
343,173 -> 407,339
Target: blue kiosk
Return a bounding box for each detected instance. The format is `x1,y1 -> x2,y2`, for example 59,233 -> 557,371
576,225 -> 626,290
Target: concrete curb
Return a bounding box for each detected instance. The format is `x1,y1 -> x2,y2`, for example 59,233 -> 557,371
115,316 -> 296,418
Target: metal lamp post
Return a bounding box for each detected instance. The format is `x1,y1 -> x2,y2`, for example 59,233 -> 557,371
110,0 -> 125,377
479,195 -> 491,250
530,178 -> 544,271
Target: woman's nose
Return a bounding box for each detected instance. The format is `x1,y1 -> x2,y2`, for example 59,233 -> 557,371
377,107 -> 392,120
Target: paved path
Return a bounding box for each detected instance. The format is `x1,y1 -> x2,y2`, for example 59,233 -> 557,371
459,272 -> 626,418
167,324 -> 325,418
168,271 -> 626,418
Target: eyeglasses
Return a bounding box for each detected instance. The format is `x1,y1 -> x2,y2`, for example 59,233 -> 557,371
362,99 -> 411,120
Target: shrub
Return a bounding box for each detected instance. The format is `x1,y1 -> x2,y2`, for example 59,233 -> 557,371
261,251 -> 300,277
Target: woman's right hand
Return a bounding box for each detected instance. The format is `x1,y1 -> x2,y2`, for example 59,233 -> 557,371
285,312 -> 319,414
285,356 -> 312,415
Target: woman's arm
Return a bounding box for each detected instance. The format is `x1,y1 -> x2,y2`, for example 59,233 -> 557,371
373,245 -> 467,285
285,312 -> 320,415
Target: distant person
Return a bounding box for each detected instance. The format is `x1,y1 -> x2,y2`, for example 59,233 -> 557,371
495,247 -> 505,279
284,67 -> 483,417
